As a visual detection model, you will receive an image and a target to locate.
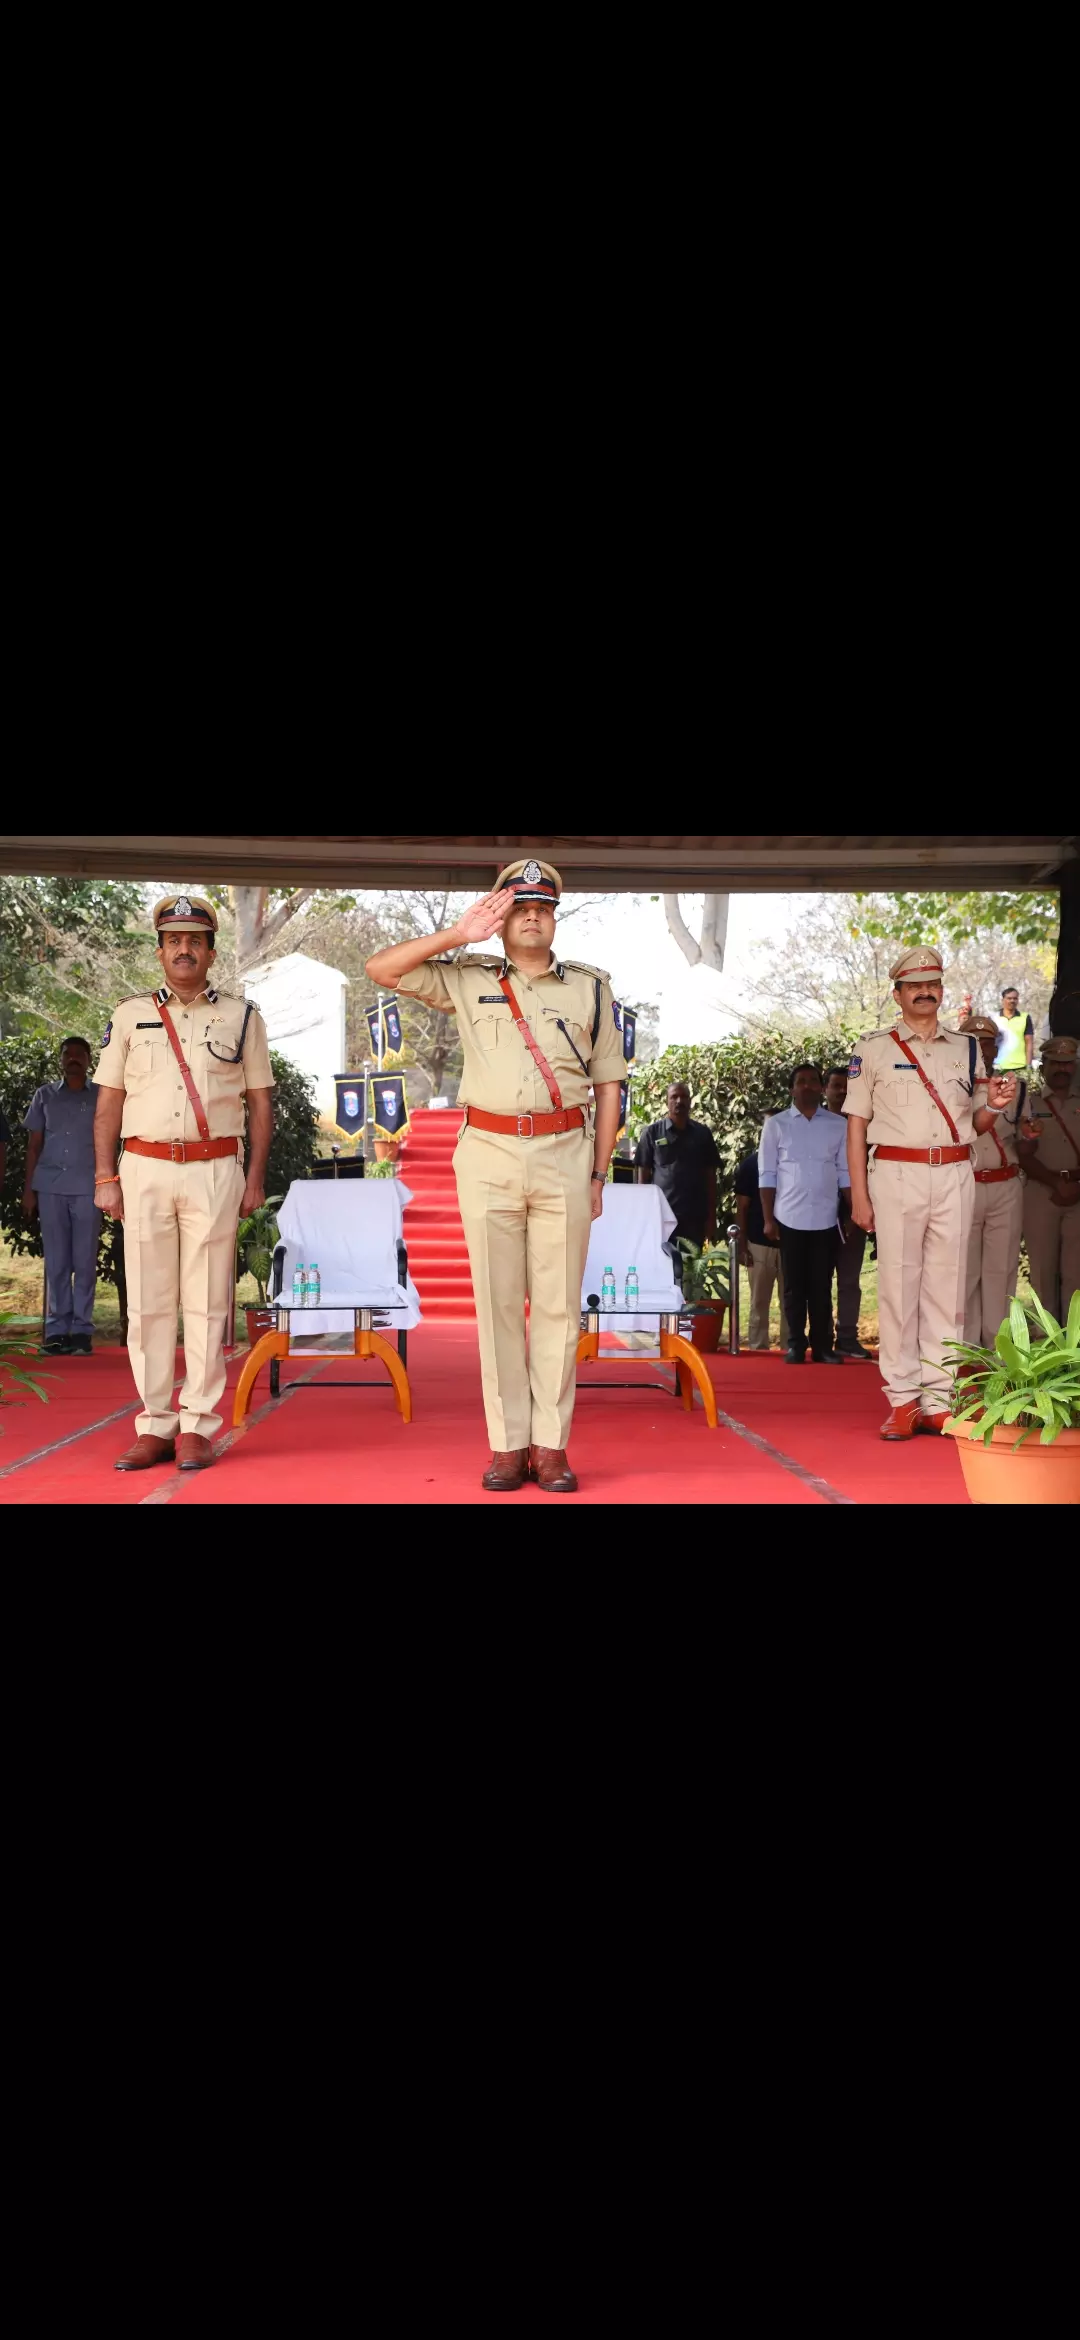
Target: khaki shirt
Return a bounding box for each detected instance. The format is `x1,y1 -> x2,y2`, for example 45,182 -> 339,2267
972,1074 -> 1028,1172
842,1020 -> 981,1149
397,951 -> 626,1114
1026,1083 -> 1080,1174
96,986 -> 275,1141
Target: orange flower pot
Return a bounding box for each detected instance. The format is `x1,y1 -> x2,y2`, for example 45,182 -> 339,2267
690,1303 -> 727,1354
942,1416 -> 1080,1505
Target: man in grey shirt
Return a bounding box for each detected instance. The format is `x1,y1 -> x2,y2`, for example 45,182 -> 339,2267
22,1037 -> 102,1354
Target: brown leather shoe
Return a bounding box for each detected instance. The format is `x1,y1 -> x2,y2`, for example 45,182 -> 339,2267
880,1402 -> 920,1441
915,1412 -> 951,1435
529,1445 -> 578,1493
177,1433 -> 215,1471
115,1435 -> 176,1472
482,1449 -> 529,1491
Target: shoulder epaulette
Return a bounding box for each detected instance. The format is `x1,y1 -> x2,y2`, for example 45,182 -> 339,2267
561,959 -> 611,982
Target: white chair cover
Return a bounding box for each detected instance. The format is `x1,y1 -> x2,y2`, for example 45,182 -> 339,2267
276,1180 -> 422,1337
581,1184 -> 682,1332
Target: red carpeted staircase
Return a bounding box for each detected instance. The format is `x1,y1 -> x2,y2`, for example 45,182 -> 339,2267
401,1109 -> 476,1322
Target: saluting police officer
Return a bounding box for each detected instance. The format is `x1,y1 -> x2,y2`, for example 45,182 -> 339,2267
94,895 -> 275,1472
1019,1034 -> 1080,1323
843,947 -> 1018,1440
366,860 -> 625,1491
959,1013 -> 1030,1347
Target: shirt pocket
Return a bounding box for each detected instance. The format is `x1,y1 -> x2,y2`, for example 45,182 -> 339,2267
545,1012 -> 591,1073
125,1037 -> 159,1089
469,1007 -> 507,1053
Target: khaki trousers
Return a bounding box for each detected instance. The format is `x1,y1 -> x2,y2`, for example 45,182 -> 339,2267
454,1123 -> 593,1451
747,1242 -> 788,1349
1023,1180 -> 1080,1324
964,1175 -> 1024,1348
119,1147 -> 244,1439
871,1155 -> 972,1412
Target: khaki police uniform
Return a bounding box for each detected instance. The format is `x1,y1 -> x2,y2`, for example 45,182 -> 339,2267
97,899 -> 274,1442
398,865 -> 624,1451
844,1012 -> 980,1415
964,1058 -> 1028,1347
1023,1039 -> 1080,1322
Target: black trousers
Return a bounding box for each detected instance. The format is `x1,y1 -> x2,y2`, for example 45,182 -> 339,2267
777,1222 -> 835,1355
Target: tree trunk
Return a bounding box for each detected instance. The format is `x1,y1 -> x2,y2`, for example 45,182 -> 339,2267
1050,857 -> 1080,1034
663,892 -> 730,973
231,886 -> 268,969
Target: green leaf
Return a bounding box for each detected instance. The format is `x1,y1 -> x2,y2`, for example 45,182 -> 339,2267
994,1330 -> 1025,1377
1028,1291 -> 1064,1345
1008,1298 -> 1030,1352
1067,1290 -> 1080,1351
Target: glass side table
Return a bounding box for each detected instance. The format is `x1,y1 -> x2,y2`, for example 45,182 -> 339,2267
233,1300 -> 411,1427
576,1307 -> 718,1429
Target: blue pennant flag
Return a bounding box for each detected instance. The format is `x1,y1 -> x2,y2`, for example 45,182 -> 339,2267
365,998 -> 405,1066
370,1074 -> 410,1141
334,1076 -> 367,1134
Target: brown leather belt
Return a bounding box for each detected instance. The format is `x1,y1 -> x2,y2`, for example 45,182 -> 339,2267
874,1144 -> 971,1165
974,1164 -> 1020,1184
464,1106 -> 586,1138
124,1136 -> 241,1163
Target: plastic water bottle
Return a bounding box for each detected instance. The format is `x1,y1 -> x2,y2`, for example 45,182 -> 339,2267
306,1262 -> 321,1308
292,1260 -> 305,1309
602,1265 -> 617,1310
625,1264 -> 639,1309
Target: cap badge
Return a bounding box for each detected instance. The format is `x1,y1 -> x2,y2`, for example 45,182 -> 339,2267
523,861 -> 542,885
174,896 -> 192,918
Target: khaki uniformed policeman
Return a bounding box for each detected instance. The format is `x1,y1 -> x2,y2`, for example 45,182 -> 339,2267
844,948 -> 1018,1439
1019,1035 -> 1080,1323
93,894 -> 276,1472
959,1015 -> 1030,1347
366,861 -> 625,1491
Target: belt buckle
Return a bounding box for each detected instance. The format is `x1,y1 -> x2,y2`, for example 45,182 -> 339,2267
517,1114 -> 534,1138
928,1146 -> 942,1165
170,1139 -> 187,1163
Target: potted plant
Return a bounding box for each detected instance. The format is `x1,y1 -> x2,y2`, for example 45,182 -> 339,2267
675,1239 -> 731,1353
939,1293 -> 1080,1504
236,1197 -> 284,1344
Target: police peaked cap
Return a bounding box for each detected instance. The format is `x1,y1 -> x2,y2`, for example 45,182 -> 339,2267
153,893 -> 219,935
496,857 -> 563,905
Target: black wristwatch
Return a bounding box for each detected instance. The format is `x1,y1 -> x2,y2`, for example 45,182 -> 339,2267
591,1171 -> 606,1183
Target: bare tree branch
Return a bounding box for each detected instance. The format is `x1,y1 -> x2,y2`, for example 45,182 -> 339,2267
664,893 -> 729,972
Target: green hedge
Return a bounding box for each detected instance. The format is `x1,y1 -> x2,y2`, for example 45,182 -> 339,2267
628,1031 -> 856,1230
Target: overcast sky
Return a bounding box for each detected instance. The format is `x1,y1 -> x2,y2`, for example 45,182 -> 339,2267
553,892 -> 801,1048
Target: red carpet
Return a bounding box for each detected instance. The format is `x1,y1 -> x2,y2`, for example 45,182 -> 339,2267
401,1109 -> 475,1321
1,1329 -> 972,1505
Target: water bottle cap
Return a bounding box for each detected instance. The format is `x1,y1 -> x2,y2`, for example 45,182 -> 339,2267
604,1266 -> 614,1274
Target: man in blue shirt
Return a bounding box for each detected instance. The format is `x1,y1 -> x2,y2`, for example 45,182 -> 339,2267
22,1037 -> 101,1355
759,1063 -> 850,1364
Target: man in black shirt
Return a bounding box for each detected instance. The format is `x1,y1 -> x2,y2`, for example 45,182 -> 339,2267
635,1082 -> 719,1269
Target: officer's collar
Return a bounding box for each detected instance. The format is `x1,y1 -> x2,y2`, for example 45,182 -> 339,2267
499,954 -> 559,981
156,983 -> 219,1005
896,1016 -> 944,1042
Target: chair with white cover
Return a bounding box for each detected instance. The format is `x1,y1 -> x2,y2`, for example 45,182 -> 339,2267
577,1183 -> 718,1427
232,1177 -> 422,1426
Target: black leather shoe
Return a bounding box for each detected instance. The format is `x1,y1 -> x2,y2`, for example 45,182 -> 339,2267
68,1335 -> 93,1355
812,1350 -> 845,1364
838,1342 -> 873,1360
785,1347 -> 806,1364
43,1337 -> 71,1356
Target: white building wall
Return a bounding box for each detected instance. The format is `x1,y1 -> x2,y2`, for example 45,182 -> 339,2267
244,953 -> 348,1121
